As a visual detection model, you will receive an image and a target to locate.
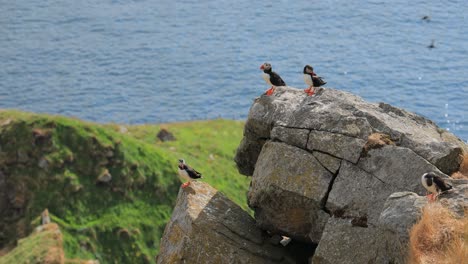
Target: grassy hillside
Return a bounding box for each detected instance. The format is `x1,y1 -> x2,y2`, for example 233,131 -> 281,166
119,120 -> 250,211
0,110 -> 248,263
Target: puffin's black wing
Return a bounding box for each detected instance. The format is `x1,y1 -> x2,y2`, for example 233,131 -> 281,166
433,175 -> 452,192
185,165 -> 202,179
270,71 -> 286,86
312,76 -> 327,87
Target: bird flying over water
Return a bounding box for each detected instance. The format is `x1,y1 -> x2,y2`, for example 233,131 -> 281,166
178,159 -> 202,188
260,63 -> 286,96
421,172 -> 452,201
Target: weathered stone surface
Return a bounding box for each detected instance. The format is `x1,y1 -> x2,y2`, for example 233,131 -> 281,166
157,181 -> 293,264
311,217 -> 380,264
233,86 -> 468,262
312,151 -> 341,174
357,145 -> 444,194
379,192 -> 428,242
248,142 -> 332,242
306,131 -> 365,163
377,183 -> 468,264
326,161 -> 391,225
271,126 -> 309,149
234,136 -> 266,176
438,182 -> 468,217
327,145 -> 446,225
376,192 -> 427,264
235,87 -> 466,177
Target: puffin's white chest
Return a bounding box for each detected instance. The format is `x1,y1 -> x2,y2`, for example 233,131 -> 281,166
262,73 -> 272,85
421,176 -> 438,194
304,74 -> 313,86
178,169 -> 191,181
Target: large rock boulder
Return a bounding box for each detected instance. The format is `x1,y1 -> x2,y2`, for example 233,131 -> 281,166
235,87 -> 466,176
234,87 -> 468,263
157,181 -> 293,264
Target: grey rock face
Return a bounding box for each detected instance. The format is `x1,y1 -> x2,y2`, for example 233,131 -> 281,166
233,86 -> 468,263
248,142 -> 332,242
235,87 -> 466,176
157,181 -> 293,264
311,217 -> 380,264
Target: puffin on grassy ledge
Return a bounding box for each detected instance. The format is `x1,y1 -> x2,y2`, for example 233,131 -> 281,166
421,172 -> 453,201
260,62 -> 286,96
178,159 -> 202,188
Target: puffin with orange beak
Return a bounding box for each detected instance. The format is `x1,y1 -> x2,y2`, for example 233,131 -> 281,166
260,62 -> 286,96
178,159 -> 202,188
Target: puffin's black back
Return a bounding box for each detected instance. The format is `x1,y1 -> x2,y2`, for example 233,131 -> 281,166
270,71 -> 286,86
184,164 -> 202,179
433,175 -> 452,191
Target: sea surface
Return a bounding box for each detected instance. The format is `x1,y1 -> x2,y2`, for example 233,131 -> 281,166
1,0 -> 467,141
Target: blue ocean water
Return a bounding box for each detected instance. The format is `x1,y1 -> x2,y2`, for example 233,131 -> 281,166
1,0 -> 467,142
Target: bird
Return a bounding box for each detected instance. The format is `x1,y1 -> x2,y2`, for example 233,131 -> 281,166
303,65 -> 317,96
421,172 -> 452,201
421,15 -> 431,22
428,39 -> 435,49
177,159 -> 202,188
260,62 -> 286,96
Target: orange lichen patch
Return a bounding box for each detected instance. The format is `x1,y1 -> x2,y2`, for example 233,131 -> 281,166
408,203 -> 468,264
361,133 -> 395,157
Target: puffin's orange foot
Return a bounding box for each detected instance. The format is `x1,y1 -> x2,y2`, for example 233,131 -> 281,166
181,182 -> 190,188
265,87 -> 275,96
426,193 -> 436,202
307,90 -> 315,96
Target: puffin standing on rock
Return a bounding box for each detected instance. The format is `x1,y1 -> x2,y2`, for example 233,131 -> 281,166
421,172 -> 453,202
260,62 -> 286,96
303,65 -> 326,96
303,65 -> 317,96
178,159 -> 202,188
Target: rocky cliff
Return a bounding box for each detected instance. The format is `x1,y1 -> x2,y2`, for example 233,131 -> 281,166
157,181 -> 294,264
233,87 -> 467,263
157,86 -> 467,263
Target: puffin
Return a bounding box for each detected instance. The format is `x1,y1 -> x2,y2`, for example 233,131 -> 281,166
303,65 -> 317,96
421,172 -> 452,201
260,63 -> 286,96
178,159 -> 202,188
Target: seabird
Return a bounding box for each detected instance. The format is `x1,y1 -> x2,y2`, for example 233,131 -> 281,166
422,15 -> 431,21
303,65 -> 317,96
428,39 -> 435,49
421,172 -> 452,201
260,62 -> 286,96
178,159 -> 202,188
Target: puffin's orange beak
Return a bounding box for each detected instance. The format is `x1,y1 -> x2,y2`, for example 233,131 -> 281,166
260,65 -> 264,70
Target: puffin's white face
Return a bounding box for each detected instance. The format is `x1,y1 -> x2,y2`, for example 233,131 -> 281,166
178,159 -> 185,165
260,63 -> 271,71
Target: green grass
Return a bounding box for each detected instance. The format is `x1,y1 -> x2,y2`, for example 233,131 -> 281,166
0,110 -> 249,263
0,224 -> 63,264
121,119 -> 251,212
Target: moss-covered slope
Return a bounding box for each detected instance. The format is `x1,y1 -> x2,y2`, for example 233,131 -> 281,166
0,110 -> 249,263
